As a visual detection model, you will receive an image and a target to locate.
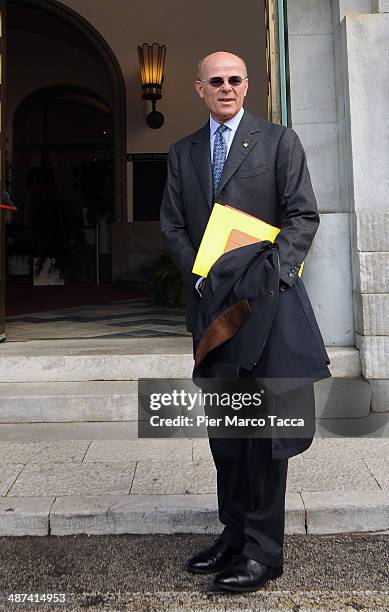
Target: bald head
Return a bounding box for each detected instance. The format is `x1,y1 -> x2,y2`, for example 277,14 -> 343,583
197,51 -> 247,80
195,51 -> 249,123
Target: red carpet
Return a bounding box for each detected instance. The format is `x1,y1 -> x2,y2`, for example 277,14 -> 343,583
5,284 -> 147,316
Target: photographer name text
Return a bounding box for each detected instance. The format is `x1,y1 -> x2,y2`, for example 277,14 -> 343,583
149,415 -> 304,428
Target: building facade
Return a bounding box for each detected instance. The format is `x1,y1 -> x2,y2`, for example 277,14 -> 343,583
0,0 -> 388,413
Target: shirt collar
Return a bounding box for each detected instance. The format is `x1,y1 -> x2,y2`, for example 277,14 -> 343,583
209,107 -> 245,136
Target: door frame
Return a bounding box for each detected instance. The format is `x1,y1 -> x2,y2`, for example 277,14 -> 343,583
265,0 -> 289,126
0,0 -> 7,342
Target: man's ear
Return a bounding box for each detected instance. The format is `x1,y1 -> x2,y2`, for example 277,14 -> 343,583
195,81 -> 204,98
244,78 -> 249,97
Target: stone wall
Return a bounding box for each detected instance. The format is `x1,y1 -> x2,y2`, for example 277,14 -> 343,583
287,1 -> 388,411
288,0 -> 389,411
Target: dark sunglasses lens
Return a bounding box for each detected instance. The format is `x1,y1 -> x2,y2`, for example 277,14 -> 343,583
207,76 -> 244,87
228,77 -> 243,86
209,77 -> 224,87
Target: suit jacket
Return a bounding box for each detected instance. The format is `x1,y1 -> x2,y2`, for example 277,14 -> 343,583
160,110 -> 320,332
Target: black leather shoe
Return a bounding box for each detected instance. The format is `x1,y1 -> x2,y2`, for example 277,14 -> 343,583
186,538 -> 241,574
214,554 -> 283,592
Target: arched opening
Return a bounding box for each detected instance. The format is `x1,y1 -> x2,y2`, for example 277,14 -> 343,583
10,85 -> 113,284
9,0 -> 127,220
5,0 -> 127,312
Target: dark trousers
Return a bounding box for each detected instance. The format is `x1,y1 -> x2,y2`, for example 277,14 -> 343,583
208,435 -> 288,568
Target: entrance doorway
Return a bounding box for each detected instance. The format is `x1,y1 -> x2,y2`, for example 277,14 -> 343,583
0,0 -> 127,339
0,0 -> 287,341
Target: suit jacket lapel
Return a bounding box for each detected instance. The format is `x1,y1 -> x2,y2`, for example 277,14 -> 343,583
216,111 -> 261,196
191,123 -> 213,208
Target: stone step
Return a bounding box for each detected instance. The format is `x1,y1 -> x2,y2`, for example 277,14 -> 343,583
2,411 -> 386,441
2,490 -> 389,536
0,338 -> 194,382
0,340 -> 369,423
0,381 -> 138,423
0,421 -> 138,441
0,377 -> 371,424
0,339 -> 360,383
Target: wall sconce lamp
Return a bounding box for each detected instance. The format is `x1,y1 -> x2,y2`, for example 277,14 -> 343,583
137,43 -> 166,129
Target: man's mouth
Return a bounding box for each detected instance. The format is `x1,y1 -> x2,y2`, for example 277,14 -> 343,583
219,98 -> 234,102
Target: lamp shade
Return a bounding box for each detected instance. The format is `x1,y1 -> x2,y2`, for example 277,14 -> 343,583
138,43 -> 166,93
137,43 -> 166,128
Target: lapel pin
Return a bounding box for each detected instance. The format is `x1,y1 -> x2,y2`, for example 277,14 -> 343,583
243,142 -> 249,148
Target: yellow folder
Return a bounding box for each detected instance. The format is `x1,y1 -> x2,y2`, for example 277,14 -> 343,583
192,203 -> 304,278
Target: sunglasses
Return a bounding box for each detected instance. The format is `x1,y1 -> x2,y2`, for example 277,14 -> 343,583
199,76 -> 248,88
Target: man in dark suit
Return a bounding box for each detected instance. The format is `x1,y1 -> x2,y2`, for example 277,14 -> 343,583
160,51 -> 322,593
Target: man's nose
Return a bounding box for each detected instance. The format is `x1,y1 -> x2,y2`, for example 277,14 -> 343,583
221,79 -> 232,91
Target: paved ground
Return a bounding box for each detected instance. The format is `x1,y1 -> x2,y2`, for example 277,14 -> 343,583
0,428 -> 388,537
0,533 -> 388,610
0,435 -> 388,498
5,299 -> 189,341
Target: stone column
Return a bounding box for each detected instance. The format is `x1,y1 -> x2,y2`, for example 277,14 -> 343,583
336,11 -> 389,411
286,1 -> 355,347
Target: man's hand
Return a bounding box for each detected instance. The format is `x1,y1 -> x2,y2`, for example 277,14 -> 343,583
279,280 -> 289,293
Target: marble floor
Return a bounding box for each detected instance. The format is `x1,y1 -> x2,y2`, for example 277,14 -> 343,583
4,299 -> 189,342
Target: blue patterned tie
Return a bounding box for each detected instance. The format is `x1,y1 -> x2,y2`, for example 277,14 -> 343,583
212,124 -> 228,195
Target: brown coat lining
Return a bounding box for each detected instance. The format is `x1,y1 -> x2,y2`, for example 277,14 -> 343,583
194,299 -> 252,367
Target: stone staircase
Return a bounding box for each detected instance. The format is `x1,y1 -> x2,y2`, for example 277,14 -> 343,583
1,338 -> 388,539
0,338 -> 372,424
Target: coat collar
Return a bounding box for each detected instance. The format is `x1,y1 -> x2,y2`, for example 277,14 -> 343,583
190,110 -> 263,208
